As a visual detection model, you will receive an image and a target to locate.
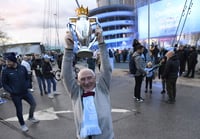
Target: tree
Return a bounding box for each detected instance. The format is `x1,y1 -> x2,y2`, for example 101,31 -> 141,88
0,16 -> 10,45
0,30 -> 9,45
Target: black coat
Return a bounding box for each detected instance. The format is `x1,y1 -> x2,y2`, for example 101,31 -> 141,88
32,59 -> 44,77
162,55 -> 180,79
42,61 -> 54,79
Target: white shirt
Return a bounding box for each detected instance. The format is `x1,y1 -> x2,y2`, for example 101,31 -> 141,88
21,60 -> 31,74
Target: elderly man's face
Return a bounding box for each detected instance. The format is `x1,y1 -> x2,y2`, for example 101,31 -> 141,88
78,70 -> 96,92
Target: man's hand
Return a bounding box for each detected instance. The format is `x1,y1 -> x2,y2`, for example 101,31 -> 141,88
64,29 -> 74,49
95,25 -> 104,44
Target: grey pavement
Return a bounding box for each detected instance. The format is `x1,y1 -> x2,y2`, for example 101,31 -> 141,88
0,62 -> 200,139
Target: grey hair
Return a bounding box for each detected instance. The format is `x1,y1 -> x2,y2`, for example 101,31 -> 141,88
77,68 -> 96,81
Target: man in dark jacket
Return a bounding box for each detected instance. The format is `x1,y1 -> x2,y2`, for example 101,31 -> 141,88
32,54 -> 47,96
162,51 -> 180,104
2,52 -> 39,132
184,46 -> 198,78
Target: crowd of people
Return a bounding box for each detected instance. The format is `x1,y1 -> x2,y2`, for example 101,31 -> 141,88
0,51 -> 63,132
128,39 -> 199,104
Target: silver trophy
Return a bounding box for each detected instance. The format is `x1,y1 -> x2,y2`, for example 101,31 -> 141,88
67,6 -> 100,58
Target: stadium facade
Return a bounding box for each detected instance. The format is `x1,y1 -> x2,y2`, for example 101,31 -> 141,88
89,5 -> 135,49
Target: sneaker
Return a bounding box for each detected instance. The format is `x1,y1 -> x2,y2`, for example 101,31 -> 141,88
28,117 -> 40,123
21,125 -> 29,132
165,100 -> 174,104
133,96 -> 138,100
48,94 -> 54,99
136,98 -> 144,102
28,88 -> 34,92
53,91 -> 61,95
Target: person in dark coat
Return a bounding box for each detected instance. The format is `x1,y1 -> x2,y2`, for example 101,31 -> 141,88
32,54 -> 47,96
184,46 -> 198,78
158,56 -> 167,94
2,52 -> 39,132
42,55 -> 60,99
176,45 -> 187,76
162,51 -> 180,104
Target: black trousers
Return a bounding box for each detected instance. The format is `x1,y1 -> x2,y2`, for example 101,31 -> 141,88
166,78 -> 177,101
145,77 -> 153,90
134,75 -> 143,99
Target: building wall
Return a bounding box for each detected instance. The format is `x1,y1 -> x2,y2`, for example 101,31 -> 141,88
89,5 -> 135,49
0,42 -> 43,55
97,0 -> 135,7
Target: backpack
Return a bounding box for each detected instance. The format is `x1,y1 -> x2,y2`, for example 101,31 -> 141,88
129,55 -> 138,74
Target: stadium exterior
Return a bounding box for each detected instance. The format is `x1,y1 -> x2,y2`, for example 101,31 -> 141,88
89,5 -> 135,50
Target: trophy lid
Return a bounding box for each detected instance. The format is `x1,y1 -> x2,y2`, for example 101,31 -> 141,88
76,5 -> 88,16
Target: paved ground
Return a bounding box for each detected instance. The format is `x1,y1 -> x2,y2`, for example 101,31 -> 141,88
0,62 -> 200,139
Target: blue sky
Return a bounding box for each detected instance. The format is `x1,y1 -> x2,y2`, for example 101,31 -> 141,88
0,0 -> 97,45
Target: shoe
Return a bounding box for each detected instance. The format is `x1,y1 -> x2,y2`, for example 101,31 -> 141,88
44,91 -> 48,95
48,94 -> 54,99
161,90 -> 166,94
28,88 -> 34,92
165,100 -> 174,104
136,97 -> 144,102
28,117 -> 40,123
136,98 -> 144,102
21,125 -> 29,132
133,96 -> 138,101
149,90 -> 152,94
53,91 -> 61,95
144,90 -> 147,93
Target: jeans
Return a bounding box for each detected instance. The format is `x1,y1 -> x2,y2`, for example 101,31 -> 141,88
11,93 -> 36,125
46,77 -> 56,94
27,73 -> 33,89
36,76 -> 46,94
134,75 -> 144,99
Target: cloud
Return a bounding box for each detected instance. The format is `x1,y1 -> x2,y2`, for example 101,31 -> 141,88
0,0 -> 97,43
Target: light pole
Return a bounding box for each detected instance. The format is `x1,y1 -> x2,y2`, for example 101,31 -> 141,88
148,0 -> 150,48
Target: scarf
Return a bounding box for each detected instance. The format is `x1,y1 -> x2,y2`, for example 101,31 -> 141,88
80,92 -> 102,138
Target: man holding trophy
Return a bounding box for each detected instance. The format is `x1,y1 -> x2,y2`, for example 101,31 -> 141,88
62,6 -> 114,139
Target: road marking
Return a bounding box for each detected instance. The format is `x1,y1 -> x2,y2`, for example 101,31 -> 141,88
4,107 -> 132,122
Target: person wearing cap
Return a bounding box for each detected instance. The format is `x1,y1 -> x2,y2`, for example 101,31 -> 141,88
62,26 -> 114,139
42,54 -> 60,99
1,52 -> 39,132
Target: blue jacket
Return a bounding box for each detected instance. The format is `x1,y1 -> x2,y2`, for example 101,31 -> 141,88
2,64 -> 29,95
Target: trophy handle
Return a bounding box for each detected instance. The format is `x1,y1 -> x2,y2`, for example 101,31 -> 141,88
67,23 -> 81,49
88,19 -> 101,49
